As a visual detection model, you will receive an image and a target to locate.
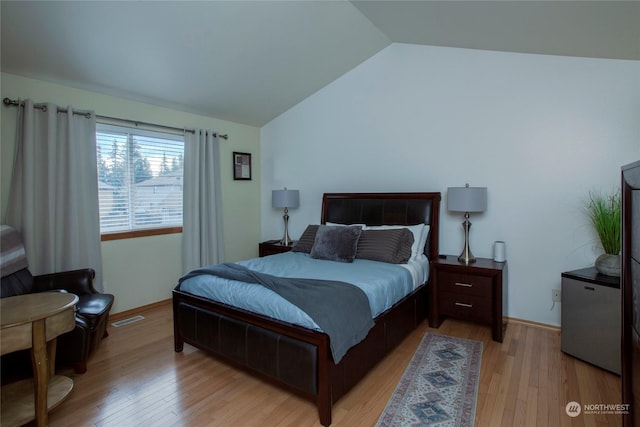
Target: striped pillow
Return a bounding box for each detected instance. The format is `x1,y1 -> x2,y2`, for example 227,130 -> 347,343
291,225 -> 320,254
355,228 -> 414,264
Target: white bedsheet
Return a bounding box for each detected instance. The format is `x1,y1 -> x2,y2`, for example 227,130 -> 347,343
179,252 -> 429,331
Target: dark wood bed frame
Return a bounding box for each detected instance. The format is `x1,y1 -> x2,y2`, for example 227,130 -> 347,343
173,192 -> 441,426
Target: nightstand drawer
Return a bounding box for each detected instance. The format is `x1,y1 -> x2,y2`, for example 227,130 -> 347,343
439,271 -> 492,298
439,292 -> 492,324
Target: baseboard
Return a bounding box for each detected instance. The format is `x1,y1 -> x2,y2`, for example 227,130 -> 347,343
108,300 -> 562,332
109,298 -> 171,322
507,316 -> 561,332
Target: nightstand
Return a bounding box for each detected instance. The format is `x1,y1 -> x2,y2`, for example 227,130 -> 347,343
258,240 -> 295,257
429,255 -> 508,342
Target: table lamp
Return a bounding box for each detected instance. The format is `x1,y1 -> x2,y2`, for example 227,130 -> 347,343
447,184 -> 487,264
272,188 -> 300,246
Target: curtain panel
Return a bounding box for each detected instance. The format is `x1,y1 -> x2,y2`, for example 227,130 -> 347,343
182,129 -> 224,273
6,100 -> 104,290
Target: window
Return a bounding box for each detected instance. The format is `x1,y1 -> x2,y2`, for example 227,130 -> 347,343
96,124 -> 184,238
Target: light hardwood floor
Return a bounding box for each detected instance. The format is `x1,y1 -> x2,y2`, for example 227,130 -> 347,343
43,301 -> 621,427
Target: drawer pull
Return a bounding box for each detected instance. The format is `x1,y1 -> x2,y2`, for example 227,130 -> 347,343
455,302 -> 473,308
584,286 -> 596,291
454,282 -> 473,288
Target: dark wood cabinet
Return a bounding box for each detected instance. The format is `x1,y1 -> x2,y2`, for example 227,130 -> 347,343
622,160 -> 640,426
258,240 -> 294,257
429,255 -> 507,342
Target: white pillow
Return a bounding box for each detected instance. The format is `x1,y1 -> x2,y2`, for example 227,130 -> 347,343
326,222 -> 366,227
417,225 -> 430,261
363,224 -> 429,261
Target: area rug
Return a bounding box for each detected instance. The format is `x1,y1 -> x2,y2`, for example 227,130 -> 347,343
376,333 -> 483,427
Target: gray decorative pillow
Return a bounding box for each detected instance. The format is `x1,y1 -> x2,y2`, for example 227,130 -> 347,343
291,225 -> 319,253
355,228 -> 414,264
310,225 -> 362,263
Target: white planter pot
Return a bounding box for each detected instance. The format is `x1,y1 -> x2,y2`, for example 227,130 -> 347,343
595,253 -> 621,277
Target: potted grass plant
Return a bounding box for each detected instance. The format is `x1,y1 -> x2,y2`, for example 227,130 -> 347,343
586,190 -> 621,276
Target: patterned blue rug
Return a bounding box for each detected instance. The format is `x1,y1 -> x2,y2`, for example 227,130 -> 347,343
376,333 -> 483,427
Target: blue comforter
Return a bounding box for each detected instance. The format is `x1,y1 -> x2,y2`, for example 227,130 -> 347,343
178,252 -> 417,362
179,262 -> 374,362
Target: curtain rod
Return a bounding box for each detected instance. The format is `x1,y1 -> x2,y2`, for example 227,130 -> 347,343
3,97 -> 92,118
2,97 -> 229,140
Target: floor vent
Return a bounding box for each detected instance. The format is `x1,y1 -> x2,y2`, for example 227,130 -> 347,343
111,315 -> 145,328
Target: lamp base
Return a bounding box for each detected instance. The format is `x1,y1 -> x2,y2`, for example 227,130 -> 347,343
280,237 -> 293,246
458,214 -> 476,264
280,208 -> 293,246
458,252 -> 477,264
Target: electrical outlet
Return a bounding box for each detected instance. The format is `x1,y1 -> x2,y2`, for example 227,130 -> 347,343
552,289 -> 561,302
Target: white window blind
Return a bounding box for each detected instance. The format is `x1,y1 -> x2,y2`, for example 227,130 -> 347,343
96,123 -> 184,234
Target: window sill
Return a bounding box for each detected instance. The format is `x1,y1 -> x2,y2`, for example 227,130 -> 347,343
101,227 -> 182,241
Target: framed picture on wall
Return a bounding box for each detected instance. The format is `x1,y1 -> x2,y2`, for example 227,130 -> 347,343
233,152 -> 252,180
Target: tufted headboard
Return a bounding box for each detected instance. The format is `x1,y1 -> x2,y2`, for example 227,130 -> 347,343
320,192 -> 441,261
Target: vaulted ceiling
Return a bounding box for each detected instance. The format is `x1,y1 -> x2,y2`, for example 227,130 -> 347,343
2,1 -> 638,127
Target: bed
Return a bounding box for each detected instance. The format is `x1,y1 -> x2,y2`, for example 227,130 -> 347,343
173,192 -> 441,426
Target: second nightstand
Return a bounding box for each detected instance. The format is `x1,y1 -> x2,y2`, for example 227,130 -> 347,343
258,240 -> 295,257
429,255 -> 508,342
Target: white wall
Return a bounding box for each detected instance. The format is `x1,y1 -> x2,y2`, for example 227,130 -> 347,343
261,43 -> 640,326
1,73 -> 262,314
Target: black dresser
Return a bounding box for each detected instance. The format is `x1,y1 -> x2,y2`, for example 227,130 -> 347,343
622,160 -> 640,427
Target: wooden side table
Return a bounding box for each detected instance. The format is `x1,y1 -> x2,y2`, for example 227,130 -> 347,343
259,240 -> 295,257
429,255 -> 508,342
1,292 -> 78,427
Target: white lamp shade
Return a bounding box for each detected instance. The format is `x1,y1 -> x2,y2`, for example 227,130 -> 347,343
447,187 -> 487,213
272,189 -> 300,209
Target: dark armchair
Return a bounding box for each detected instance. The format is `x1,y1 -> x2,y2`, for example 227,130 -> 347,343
0,225 -> 114,375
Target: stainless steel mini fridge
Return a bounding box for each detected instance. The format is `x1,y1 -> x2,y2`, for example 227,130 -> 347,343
561,267 -> 621,374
